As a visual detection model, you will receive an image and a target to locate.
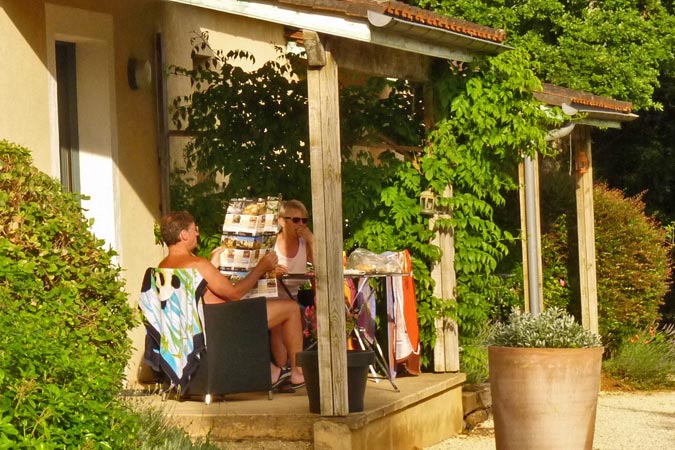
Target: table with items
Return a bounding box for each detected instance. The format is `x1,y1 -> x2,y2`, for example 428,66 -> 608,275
280,253 -> 421,393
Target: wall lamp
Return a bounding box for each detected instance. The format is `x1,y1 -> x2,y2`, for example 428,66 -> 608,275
127,57 -> 151,90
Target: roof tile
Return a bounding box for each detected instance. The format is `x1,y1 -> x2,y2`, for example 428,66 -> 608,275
278,0 -> 506,43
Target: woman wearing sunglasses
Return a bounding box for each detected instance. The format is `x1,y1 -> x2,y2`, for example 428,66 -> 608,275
270,200 -> 314,378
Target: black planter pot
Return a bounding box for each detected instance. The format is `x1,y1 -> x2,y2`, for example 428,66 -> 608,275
296,349 -> 374,413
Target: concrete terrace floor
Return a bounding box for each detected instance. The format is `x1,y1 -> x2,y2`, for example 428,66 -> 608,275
125,372 -> 466,450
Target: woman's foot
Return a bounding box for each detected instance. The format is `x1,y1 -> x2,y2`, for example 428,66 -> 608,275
290,367 -> 305,389
271,364 -> 291,389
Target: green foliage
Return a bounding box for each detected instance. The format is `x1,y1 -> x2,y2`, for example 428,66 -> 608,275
488,307 -> 602,348
415,0 -> 675,110
0,140 -> 138,447
132,406 -> 221,450
459,326 -> 491,383
594,184 -> 673,348
169,33 -> 425,255
350,49 -> 560,365
170,32 -> 311,208
603,324 -> 675,390
541,181 -> 673,351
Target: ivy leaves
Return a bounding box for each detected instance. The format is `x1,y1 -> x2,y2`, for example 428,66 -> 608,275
170,33 -> 311,207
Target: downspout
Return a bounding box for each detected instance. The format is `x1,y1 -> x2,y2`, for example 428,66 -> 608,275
524,122 -> 575,315
523,154 -> 541,315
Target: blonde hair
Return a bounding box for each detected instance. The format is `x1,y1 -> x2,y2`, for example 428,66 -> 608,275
280,199 -> 308,217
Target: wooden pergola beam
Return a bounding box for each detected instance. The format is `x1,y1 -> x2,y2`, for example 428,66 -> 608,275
304,30 -> 349,416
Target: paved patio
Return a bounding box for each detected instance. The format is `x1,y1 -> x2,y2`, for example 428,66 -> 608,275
125,372 -> 466,450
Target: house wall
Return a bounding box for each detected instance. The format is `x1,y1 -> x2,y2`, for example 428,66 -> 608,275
160,1 -> 287,173
1,0 -> 299,387
1,0 -> 164,386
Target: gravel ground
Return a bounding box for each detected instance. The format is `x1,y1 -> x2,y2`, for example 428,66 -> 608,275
426,390 -> 675,450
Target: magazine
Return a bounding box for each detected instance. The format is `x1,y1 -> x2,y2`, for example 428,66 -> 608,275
219,196 -> 280,298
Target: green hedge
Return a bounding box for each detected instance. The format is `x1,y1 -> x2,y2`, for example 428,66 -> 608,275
542,182 -> 673,351
0,140 -> 138,448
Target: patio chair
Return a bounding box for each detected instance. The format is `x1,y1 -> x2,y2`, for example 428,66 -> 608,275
139,267 -> 271,403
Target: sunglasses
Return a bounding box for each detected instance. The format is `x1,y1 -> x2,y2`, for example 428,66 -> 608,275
284,216 -> 309,224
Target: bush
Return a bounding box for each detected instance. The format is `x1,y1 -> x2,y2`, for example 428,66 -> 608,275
603,324 -> 675,390
0,140 -> 138,448
488,307 -> 602,348
541,182 -> 673,351
132,406 -> 221,450
594,184 -> 672,348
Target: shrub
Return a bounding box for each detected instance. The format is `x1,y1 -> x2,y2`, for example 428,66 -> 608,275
0,140 -> 138,448
541,182 -> 673,351
133,406 -> 221,450
488,307 -> 602,348
594,184 -> 672,348
603,324 -> 675,390
459,326 -> 491,384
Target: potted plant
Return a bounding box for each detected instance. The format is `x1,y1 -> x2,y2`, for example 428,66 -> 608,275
296,304 -> 375,413
487,307 -> 603,450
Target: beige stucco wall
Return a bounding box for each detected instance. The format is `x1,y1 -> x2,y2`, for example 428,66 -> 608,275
1,0 -> 165,386
160,1 -> 287,172
1,0 -> 297,387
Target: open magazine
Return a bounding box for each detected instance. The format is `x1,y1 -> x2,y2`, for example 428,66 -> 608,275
219,196 -> 280,298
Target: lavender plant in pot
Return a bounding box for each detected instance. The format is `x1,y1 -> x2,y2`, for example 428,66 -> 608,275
487,307 -> 603,450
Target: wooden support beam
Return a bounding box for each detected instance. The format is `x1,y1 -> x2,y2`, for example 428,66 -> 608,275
422,86 -> 459,372
431,191 -> 459,371
518,162 -> 531,311
304,30 -> 349,416
327,36 -> 431,82
573,126 -> 599,333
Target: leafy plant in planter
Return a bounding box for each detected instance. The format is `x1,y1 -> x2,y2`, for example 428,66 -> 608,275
488,307 -> 601,348
297,299 -> 375,414
487,307 -> 603,450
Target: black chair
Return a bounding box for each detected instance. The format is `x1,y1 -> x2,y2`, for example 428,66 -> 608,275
181,298 -> 272,402
138,267 -> 272,403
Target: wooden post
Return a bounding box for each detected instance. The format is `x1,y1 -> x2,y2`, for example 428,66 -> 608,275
430,200 -> 460,372
304,30 -> 349,416
573,126 -> 599,333
423,85 -> 459,372
518,162 -> 530,312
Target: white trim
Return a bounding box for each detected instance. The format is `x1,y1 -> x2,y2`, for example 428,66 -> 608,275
169,0 -> 369,38
166,0 -> 488,61
44,4 -> 122,262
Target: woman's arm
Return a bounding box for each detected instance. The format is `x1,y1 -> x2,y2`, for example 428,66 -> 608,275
199,252 -> 278,301
298,227 -> 314,265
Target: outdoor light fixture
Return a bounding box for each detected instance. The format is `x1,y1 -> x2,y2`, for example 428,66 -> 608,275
420,190 -> 436,216
575,150 -> 589,174
127,57 -> 151,90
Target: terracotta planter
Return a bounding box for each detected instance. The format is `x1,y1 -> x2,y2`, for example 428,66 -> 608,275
488,346 -> 604,450
297,349 -> 374,413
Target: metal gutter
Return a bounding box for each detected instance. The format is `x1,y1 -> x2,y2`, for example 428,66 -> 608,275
167,0 -> 507,61
367,10 -> 511,54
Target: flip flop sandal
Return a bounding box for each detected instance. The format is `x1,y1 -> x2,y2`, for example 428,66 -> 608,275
271,367 -> 292,390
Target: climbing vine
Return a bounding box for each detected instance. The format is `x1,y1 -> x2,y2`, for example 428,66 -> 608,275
170,35 -> 560,366
349,49 -> 560,363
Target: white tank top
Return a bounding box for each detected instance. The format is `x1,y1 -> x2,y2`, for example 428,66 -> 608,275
275,237 -> 308,297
